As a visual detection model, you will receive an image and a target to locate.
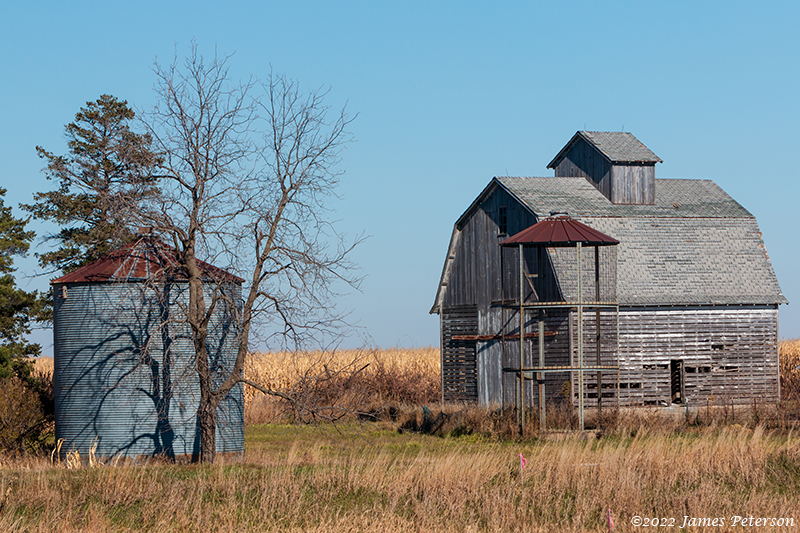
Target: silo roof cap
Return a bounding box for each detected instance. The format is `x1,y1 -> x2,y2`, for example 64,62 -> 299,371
500,215 -> 619,247
51,235 -> 244,284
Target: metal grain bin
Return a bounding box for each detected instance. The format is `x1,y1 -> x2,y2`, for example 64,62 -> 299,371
51,234 -> 244,461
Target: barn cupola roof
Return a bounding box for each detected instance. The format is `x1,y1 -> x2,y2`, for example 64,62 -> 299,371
547,131 -> 662,168
51,234 -> 244,284
548,131 -> 661,205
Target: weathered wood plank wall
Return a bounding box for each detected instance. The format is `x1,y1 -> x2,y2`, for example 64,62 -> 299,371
553,136 -> 612,198
442,185 -> 536,310
441,305 -> 478,402
613,306 -> 779,405
441,183 -> 537,402
553,136 -> 656,205
610,164 -> 655,205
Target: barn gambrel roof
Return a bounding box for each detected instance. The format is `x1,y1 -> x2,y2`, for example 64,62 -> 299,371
432,176 -> 786,312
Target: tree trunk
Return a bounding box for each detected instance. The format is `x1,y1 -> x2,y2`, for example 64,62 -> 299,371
198,394 -> 217,463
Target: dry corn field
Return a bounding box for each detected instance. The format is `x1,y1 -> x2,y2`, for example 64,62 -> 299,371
781,339 -> 800,400
243,347 -> 440,423
33,356 -> 53,377
244,347 -> 439,395
33,340 -> 800,416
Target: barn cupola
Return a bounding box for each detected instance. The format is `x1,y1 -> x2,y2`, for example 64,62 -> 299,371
547,131 -> 662,205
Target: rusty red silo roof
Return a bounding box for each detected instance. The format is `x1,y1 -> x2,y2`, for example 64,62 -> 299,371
500,216 -> 619,247
51,235 -> 244,284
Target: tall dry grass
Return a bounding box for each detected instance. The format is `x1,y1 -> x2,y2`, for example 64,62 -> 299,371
4,348 -> 800,531
1,422 -> 799,532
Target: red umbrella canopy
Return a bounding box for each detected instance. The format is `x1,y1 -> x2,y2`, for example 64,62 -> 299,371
500,215 -> 619,247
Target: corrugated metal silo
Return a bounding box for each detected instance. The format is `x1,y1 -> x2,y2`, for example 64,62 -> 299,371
52,232 -> 245,461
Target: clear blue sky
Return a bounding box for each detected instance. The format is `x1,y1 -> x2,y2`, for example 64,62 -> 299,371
2,1 -> 798,355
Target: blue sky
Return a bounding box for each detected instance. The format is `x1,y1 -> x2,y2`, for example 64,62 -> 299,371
2,1 -> 798,355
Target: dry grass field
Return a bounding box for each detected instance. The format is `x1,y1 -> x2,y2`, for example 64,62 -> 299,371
5,341 -> 796,531
1,420 -> 799,532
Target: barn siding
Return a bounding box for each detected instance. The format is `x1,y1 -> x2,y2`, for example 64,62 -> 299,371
473,305 -> 780,407
615,306 -> 779,405
473,307 -> 572,406
553,136 -> 612,198
443,185 -> 537,310
568,308 -> 620,406
441,305 -> 478,402
610,164 -> 656,205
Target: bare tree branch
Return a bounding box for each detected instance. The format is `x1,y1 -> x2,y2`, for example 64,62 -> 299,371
132,42 -> 363,462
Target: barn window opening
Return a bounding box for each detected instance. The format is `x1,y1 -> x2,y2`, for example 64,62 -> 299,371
498,206 -> 507,235
670,360 -> 685,404
712,344 -> 724,350
61,286 -> 68,299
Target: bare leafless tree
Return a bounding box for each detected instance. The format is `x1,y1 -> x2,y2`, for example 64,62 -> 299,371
138,43 -> 362,463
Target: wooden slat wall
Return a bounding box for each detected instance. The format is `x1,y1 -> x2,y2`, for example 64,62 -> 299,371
491,308 -> 572,406
569,309 -> 620,406
610,164 -> 655,205
615,306 -> 779,405
443,186 -> 537,310
553,136 -> 612,198
441,305 -> 479,402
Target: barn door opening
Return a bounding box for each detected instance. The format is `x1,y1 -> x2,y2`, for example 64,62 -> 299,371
670,360 -> 685,404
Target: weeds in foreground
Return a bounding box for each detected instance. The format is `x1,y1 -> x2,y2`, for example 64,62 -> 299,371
1,420 -> 799,532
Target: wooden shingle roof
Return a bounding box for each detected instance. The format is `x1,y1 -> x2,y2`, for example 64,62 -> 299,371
495,176 -> 786,306
547,131 -> 662,169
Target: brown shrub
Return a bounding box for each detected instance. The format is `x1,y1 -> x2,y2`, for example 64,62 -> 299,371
0,376 -> 49,452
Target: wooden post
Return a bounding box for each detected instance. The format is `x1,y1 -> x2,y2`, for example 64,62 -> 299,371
500,246 -> 505,416
577,242 -> 584,432
595,245 -> 602,421
519,243 -> 525,434
538,247 -> 545,432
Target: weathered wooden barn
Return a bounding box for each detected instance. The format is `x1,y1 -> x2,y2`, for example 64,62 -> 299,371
431,131 -> 787,408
